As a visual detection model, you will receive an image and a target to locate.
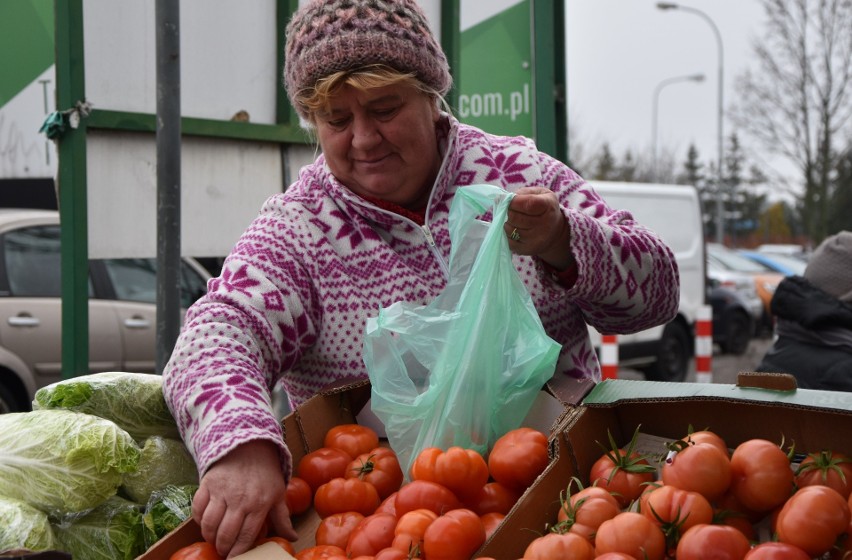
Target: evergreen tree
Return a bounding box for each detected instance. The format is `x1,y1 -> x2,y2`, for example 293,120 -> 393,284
679,144 -> 705,188
619,150 -> 637,182
594,143 -> 617,180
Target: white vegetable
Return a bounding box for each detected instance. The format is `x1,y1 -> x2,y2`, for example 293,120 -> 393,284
33,371 -> 179,441
0,409 -> 140,515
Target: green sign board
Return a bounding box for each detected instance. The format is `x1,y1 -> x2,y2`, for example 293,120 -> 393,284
457,1 -> 533,138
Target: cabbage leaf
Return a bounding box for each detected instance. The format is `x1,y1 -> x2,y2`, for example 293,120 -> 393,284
121,436 -> 198,503
142,484 -> 197,547
52,496 -> 145,560
0,409 -> 140,515
0,496 -> 56,551
33,371 -> 179,441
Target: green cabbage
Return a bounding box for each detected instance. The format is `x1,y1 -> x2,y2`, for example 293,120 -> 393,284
0,496 -> 56,551
121,436 -> 198,503
142,484 -> 197,547
0,409 -> 140,516
52,496 -> 145,560
33,371 -> 180,441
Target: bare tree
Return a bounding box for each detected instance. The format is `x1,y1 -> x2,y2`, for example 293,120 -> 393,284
730,0 -> 852,243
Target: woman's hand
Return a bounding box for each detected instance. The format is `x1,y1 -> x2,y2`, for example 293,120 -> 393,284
504,187 -> 574,270
193,440 -> 298,558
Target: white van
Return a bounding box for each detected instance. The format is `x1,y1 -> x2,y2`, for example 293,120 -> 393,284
588,181 -> 706,381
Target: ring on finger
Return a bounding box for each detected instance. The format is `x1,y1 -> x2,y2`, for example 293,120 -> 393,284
510,227 -> 521,242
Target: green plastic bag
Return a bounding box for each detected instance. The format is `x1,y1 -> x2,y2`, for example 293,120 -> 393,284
364,184 -> 561,476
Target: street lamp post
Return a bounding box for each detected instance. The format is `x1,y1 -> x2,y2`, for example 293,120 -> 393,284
652,73 -> 705,182
657,2 -> 725,244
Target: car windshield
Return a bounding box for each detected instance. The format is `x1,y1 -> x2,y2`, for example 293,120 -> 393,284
708,245 -> 772,273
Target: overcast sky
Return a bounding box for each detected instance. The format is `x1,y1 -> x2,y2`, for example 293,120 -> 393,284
565,0 -> 778,179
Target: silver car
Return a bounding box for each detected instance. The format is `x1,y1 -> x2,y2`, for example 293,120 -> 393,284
0,209 -> 211,412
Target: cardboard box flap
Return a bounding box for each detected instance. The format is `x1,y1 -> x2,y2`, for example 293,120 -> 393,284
582,378 -> 852,412
545,373 -> 596,407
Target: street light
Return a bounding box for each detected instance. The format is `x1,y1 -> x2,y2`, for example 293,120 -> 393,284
657,2 -> 725,244
652,73 -> 705,182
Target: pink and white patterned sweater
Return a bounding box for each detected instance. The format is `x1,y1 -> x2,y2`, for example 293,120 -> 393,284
162,116 -> 680,479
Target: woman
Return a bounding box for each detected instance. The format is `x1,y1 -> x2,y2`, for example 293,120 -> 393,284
163,0 -> 680,556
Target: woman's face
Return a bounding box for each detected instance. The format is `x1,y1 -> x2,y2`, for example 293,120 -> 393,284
314,83 -> 441,209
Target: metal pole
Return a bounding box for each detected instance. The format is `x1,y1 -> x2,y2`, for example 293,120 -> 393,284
155,0 -> 181,374
652,73 -> 705,182
657,3 -> 725,243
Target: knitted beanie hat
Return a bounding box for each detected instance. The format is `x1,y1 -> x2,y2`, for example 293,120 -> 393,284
804,231 -> 852,302
284,0 -> 452,119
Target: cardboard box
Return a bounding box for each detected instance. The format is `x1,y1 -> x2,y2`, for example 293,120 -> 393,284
475,376 -> 852,559
138,378 -> 579,559
144,374 -> 852,559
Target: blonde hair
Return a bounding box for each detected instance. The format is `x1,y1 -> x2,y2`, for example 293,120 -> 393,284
295,64 -> 448,126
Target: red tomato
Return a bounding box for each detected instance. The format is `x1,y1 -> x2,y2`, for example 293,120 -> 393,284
373,548 -> 410,560
594,511 -> 666,560
314,477 -> 380,518
346,512 -> 397,557
662,440 -> 731,502
463,481 -> 521,516
298,447 -> 353,493
410,446 -> 489,500
169,542 -> 223,560
422,508 -> 486,560
640,484 -> 713,534
713,508 -> 757,541
391,508 -> 438,554
487,428 -> 550,492
295,545 -> 347,560
744,542 -> 811,560
729,439 -> 794,512
685,430 -> 729,457
375,491 -> 398,517
346,447 -> 404,500
315,511 -> 365,549
324,424 -> 379,459
285,476 -> 312,516
523,532 -> 595,560
479,512 -> 505,540
594,554 -> 638,560
795,450 -> 852,499
589,450 -> 655,508
716,489 -> 765,524
556,485 -> 621,543
775,485 -> 852,557
675,524 -> 751,560
394,479 -> 462,517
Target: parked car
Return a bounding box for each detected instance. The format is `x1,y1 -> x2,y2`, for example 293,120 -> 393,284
588,182 -> 706,382
706,243 -> 783,333
707,284 -> 756,355
0,209 -> 211,412
755,243 -> 809,261
738,250 -> 807,277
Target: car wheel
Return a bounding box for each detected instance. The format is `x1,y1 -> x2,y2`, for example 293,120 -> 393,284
0,381 -> 24,413
720,310 -> 752,356
642,322 -> 691,382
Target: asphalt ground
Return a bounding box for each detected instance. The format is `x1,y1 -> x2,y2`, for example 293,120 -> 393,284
618,334 -> 774,384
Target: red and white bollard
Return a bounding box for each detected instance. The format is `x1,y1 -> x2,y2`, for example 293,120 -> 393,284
601,334 -> 619,379
695,305 -> 713,383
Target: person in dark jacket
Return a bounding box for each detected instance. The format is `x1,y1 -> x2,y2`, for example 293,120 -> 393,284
756,231 -> 852,391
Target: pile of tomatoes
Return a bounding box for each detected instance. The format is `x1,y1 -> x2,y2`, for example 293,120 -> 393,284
259,423 -> 549,560
530,426 -> 852,560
